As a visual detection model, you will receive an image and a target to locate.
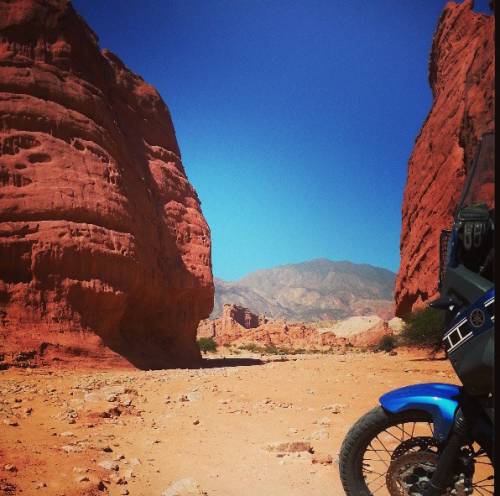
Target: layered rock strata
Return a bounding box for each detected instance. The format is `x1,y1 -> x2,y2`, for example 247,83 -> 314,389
197,304 -> 391,350
395,0 -> 495,316
0,0 -> 213,368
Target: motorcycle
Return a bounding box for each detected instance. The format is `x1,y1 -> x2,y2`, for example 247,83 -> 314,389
339,132 -> 495,496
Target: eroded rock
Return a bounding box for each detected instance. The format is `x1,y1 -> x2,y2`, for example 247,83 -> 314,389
0,0 -> 214,369
395,1 -> 494,316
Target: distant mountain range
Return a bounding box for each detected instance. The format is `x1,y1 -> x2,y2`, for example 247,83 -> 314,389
212,259 -> 395,322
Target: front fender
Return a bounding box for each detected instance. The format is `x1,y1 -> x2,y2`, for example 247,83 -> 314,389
379,383 -> 461,442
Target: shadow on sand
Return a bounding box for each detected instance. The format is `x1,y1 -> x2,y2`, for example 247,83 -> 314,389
408,355 -> 447,362
201,357 -> 265,368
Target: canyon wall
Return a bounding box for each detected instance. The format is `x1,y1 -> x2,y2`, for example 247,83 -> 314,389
0,0 -> 213,368
395,0 -> 495,316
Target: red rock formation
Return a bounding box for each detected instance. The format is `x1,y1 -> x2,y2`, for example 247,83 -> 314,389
197,304 -> 391,350
0,0 -> 213,368
395,0 -> 495,316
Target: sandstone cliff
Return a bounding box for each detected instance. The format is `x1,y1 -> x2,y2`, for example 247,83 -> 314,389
0,0 -> 213,368
395,0 -> 495,316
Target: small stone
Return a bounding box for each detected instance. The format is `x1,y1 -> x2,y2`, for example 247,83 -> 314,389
73,467 -> 88,473
120,395 -> 133,407
60,431 -> 75,437
310,429 -> 329,440
106,395 -> 117,402
312,453 -> 333,465
193,419 -> 200,425
76,475 -> 90,482
187,392 -> 202,402
323,403 -> 345,414
98,460 -> 119,471
35,482 -> 47,489
4,464 -> 17,472
265,442 -> 314,454
3,419 -> 18,427
315,417 -> 331,426
122,469 -> 133,480
61,444 -> 82,453
161,478 -> 206,496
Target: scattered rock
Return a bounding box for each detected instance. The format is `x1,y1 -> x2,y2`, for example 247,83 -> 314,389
161,478 -> 207,496
3,419 -> 18,427
187,392 -> 202,402
265,442 -> 314,454
322,403 -> 345,414
98,460 -> 119,471
309,429 -> 329,441
59,431 -> 75,437
312,453 -> 333,465
61,444 -> 82,453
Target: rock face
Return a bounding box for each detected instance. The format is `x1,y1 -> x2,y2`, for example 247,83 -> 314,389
325,315 -> 391,348
395,0 -> 495,317
0,0 -> 213,368
213,259 -> 395,322
198,304 -> 391,350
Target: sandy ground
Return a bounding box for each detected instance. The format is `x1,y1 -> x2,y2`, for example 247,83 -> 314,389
0,348 -> 456,496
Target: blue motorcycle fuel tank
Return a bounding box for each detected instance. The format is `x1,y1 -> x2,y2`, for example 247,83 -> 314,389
380,383 -> 461,442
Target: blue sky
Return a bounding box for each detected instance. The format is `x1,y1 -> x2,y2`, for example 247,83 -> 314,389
73,0 -> 492,281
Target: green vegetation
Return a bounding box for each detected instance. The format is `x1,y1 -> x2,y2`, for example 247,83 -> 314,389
238,343 -> 262,353
236,343 -> 343,355
197,337 -> 217,353
401,307 -> 445,348
377,334 -> 397,352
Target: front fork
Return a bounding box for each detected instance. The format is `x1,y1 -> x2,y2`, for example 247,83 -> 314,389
424,408 -> 469,496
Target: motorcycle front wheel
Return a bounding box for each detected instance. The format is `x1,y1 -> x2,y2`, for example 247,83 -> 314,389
339,406 -> 494,495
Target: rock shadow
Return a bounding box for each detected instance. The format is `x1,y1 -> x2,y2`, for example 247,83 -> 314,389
201,357 -> 265,368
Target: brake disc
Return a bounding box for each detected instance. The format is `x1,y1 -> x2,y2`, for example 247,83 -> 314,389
391,437 -> 440,460
386,450 -> 473,496
387,451 -> 438,496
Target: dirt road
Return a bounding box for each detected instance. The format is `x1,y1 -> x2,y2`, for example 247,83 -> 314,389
0,349 -> 455,496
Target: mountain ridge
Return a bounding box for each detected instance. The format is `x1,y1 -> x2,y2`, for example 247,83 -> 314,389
212,258 -> 395,322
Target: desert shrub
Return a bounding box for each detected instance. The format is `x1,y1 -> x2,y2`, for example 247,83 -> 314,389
238,343 -> 263,353
401,307 -> 445,348
263,345 -> 288,355
377,334 -> 396,352
197,337 -> 217,353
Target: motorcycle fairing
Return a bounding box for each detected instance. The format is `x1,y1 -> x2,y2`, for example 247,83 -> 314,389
379,383 -> 461,442
442,287 -> 494,354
